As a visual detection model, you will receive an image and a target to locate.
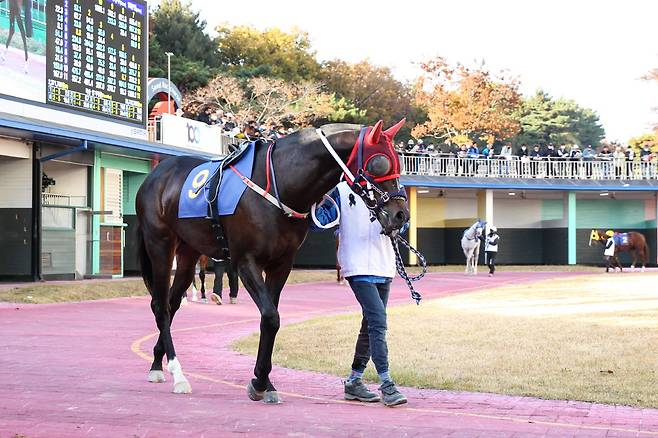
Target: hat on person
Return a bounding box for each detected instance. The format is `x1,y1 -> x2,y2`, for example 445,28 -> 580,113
408,140 -> 414,145
490,226 -> 497,232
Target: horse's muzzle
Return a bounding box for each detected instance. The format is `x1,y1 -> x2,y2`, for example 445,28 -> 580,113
378,205 -> 410,236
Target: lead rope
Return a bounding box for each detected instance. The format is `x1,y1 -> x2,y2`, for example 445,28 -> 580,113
391,234 -> 426,305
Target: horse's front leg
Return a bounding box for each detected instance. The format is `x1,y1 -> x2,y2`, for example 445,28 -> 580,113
239,258 -> 284,404
473,244 -> 479,275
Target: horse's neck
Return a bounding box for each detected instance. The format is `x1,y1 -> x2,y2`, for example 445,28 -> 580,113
466,225 -> 477,239
275,130 -> 358,212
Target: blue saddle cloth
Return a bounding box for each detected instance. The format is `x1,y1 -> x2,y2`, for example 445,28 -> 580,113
613,233 -> 629,246
178,142 -> 256,218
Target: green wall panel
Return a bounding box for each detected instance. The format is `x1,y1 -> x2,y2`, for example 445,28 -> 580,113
100,154 -> 150,174
123,173 -> 147,215
541,199 -> 563,221
576,200 -> 647,229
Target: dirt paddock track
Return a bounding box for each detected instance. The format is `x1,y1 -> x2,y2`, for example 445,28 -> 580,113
1,271 -> 658,437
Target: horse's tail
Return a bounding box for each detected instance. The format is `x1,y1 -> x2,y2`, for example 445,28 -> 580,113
642,236 -> 650,266
137,223 -> 153,295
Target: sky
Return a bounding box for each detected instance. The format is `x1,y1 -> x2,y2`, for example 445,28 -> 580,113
182,0 -> 658,142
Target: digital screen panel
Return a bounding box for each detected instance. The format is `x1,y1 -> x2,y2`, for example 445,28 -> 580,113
45,0 -> 147,125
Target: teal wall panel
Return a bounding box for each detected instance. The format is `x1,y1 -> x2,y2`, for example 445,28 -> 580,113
541,199 -> 563,221
576,200 -> 648,229
123,173 -> 147,215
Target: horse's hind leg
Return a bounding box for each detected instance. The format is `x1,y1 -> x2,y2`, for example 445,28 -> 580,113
145,233 -> 192,394
149,244 -> 199,389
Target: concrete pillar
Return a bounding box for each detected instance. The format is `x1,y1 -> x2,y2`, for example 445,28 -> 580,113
91,150 -> 102,275
408,186 -> 418,265
565,191 -> 577,265
477,189 -> 494,229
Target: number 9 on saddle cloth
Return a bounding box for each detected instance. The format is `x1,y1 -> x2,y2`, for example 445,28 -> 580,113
177,141 -> 257,256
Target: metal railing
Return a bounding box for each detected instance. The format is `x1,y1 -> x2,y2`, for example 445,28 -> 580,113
400,154 -> 658,180
42,193 -> 87,208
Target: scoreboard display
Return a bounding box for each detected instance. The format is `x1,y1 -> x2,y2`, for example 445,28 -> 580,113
45,0 -> 147,126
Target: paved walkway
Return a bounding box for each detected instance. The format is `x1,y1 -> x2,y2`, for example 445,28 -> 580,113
1,271 -> 657,437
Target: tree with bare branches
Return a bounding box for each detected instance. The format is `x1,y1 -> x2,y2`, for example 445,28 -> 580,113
183,74 -> 333,127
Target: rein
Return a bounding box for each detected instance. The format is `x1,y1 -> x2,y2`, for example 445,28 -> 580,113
314,129 -> 407,218
392,234 -> 426,304
315,128 -> 425,304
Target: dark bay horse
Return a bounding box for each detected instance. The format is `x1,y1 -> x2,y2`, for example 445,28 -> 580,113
136,121 -> 409,403
593,230 -> 650,271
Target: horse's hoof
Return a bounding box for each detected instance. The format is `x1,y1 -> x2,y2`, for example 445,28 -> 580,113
263,391 -> 282,404
247,381 -> 265,401
173,379 -> 192,394
148,370 -> 166,383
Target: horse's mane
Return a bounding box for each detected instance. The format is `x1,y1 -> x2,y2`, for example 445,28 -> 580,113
277,124 -> 363,149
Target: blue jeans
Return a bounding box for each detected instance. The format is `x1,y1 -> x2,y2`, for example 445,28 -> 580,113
348,279 -> 391,375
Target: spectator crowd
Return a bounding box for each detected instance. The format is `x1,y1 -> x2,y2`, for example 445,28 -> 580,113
194,107 -> 294,141
396,140 -> 658,180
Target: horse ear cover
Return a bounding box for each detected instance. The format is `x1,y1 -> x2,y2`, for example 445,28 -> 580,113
384,118 -> 406,140
366,120 -> 384,145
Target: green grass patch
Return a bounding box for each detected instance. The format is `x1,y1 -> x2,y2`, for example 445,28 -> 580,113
234,273 -> 658,408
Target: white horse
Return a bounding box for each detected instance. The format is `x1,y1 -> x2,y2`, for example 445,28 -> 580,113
461,220 -> 486,275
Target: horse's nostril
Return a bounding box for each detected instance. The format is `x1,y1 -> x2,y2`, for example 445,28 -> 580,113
395,210 -> 406,223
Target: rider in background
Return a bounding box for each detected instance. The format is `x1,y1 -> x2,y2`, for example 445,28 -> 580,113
604,232 -> 616,273
311,181 -> 408,407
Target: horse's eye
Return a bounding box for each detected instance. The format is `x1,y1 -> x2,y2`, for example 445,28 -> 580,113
366,155 -> 392,177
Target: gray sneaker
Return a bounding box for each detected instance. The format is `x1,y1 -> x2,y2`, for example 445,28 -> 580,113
379,380 -> 407,407
344,378 -> 380,402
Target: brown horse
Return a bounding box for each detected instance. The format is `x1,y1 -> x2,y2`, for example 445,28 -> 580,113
188,254 -> 209,302
594,230 -> 650,271
136,121 -> 409,402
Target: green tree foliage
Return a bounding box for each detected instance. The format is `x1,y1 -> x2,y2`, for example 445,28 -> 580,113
326,95 -> 368,124
149,38 -> 213,92
321,59 -> 411,125
515,90 -> 605,146
215,25 -> 321,82
149,0 -> 218,91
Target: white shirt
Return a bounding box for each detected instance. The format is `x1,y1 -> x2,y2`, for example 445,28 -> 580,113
604,239 -> 616,256
336,182 -> 396,278
485,234 -> 499,252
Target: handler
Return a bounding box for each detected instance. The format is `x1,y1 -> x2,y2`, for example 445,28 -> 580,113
312,181 -> 407,407
211,258 -> 239,305
604,232 -> 616,273
485,226 -> 500,277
